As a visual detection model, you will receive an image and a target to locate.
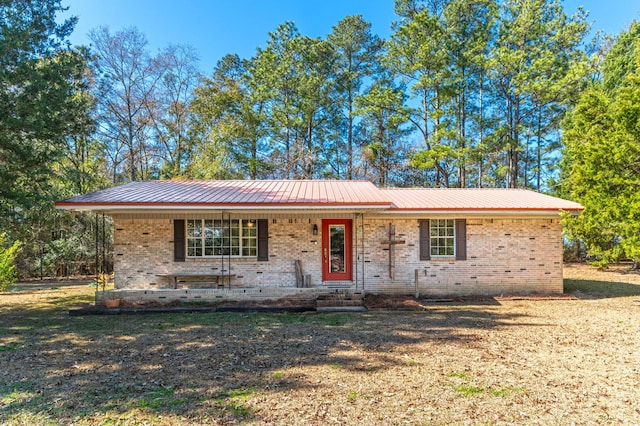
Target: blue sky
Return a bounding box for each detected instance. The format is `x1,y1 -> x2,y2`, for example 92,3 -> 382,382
61,0 -> 640,74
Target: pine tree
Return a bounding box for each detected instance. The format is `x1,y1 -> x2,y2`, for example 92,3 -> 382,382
560,21 -> 640,267
0,0 -> 90,216
327,15 -> 383,179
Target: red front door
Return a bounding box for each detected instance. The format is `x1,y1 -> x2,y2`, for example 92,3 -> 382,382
322,219 -> 352,281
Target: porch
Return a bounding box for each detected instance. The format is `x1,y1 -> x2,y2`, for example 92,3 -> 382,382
97,286 -> 365,308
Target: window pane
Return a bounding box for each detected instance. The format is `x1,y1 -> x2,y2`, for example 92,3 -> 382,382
188,241 -> 197,257
189,238 -> 202,257
445,239 -> 454,256
187,219 -> 201,238
329,225 -> 346,273
204,220 -> 214,237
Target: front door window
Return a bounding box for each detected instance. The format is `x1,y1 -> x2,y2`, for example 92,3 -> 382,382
330,225 -> 346,273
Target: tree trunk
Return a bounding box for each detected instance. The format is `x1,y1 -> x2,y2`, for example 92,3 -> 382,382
347,89 -> 353,180
478,71 -> 484,188
536,105 -> 543,191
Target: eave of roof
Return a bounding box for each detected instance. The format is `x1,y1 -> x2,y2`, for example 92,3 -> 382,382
55,180 -> 584,214
380,188 -> 584,212
55,180 -> 390,206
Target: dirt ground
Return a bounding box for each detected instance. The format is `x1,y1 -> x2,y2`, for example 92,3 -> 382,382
1,264 -> 639,425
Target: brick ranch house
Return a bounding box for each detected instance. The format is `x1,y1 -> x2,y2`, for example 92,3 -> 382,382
56,180 -> 583,304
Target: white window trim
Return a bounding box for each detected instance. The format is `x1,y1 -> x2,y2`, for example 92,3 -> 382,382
186,219 -> 258,259
430,219 -> 456,258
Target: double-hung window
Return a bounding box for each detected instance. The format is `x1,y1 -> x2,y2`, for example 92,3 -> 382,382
430,219 -> 455,257
186,219 -> 257,258
419,219 -> 466,261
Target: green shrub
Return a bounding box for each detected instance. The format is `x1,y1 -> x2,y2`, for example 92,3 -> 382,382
0,233 -> 21,291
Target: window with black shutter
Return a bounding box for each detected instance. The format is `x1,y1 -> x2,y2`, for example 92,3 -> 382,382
178,219 -> 264,259
419,218 -> 467,260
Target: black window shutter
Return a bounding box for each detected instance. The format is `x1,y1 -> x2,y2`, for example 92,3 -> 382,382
174,219 -> 186,262
257,219 -> 268,261
419,219 -> 431,260
455,219 -> 467,260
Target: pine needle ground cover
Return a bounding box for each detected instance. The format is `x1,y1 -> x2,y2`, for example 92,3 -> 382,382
1,265 -> 639,425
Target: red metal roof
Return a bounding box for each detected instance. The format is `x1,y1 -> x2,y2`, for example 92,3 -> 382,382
381,188 -> 583,211
55,180 -> 583,213
56,180 -> 390,208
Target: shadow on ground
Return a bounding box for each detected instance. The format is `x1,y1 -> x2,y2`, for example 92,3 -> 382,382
564,279 -> 640,299
0,289 -> 536,424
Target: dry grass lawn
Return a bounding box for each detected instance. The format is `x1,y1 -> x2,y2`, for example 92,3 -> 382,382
1,264 -> 639,425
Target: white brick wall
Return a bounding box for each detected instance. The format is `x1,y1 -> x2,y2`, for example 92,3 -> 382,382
360,218 -> 563,295
113,215 -> 563,296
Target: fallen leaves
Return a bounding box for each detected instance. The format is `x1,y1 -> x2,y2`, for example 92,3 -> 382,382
0,265 -> 639,424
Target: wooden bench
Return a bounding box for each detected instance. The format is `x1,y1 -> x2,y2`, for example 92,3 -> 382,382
156,273 -> 236,289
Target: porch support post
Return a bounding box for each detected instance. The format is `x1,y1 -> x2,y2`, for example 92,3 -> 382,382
354,213 -> 358,290
360,213 -> 365,291
227,211 -> 231,289
95,212 -> 99,278
102,213 -> 106,274
220,211 -> 224,288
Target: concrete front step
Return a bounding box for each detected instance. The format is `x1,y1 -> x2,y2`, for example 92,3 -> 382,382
316,290 -> 365,308
316,294 -> 364,302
